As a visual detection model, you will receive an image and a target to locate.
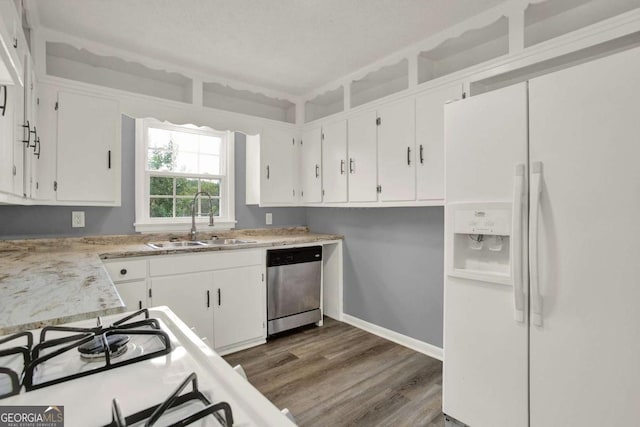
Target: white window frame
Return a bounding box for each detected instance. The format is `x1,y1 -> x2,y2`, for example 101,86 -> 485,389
134,118 -> 236,233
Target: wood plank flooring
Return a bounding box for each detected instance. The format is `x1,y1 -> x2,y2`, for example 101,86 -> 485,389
223,317 -> 444,427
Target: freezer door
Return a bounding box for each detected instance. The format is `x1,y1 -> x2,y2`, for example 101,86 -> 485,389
529,47 -> 640,426
443,83 -> 528,427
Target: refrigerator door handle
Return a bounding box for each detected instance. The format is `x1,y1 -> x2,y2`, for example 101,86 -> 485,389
512,163 -> 526,322
530,161 -> 544,327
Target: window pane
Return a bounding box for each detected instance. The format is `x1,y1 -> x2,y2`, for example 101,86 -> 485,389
174,131 -> 199,153
150,198 -> 173,217
150,176 -> 173,196
148,128 -> 172,150
198,198 -> 220,217
200,155 -> 221,175
176,178 -> 198,196
200,136 -> 221,155
175,151 -> 199,174
200,179 -> 220,197
147,148 -> 175,171
175,198 -> 193,217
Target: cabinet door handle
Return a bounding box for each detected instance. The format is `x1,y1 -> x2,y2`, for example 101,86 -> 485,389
315,164 -> 320,178
22,120 -> 31,145
107,150 -> 111,169
29,127 -> 37,148
407,147 -> 411,166
138,300 -> 142,310
12,38 -> 17,49
340,160 -> 345,175
349,158 -> 355,174
217,288 -> 221,306
0,85 -> 6,117
34,137 -> 41,159
419,144 -> 424,164
120,268 -> 127,275
206,290 -> 210,308
266,165 -> 270,179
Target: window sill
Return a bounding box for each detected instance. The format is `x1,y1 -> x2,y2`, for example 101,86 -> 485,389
134,219 -> 237,234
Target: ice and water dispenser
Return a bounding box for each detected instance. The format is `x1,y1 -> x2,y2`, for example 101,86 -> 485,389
448,202 -> 513,284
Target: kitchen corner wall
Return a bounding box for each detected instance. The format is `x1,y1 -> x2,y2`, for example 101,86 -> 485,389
0,118 -> 307,239
0,118 -> 444,348
306,207 -> 444,347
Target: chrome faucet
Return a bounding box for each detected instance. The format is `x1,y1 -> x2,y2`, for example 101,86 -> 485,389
190,191 -> 215,241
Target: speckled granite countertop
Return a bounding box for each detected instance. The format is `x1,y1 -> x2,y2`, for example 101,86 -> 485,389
0,227 -> 342,335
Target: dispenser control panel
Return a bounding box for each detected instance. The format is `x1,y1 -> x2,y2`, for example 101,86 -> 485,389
454,208 -> 511,235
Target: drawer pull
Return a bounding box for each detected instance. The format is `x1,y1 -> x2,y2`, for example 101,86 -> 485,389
120,269 -> 127,275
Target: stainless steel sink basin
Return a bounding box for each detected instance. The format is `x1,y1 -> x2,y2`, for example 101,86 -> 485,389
146,238 -> 256,249
146,241 -> 207,249
199,238 -> 256,245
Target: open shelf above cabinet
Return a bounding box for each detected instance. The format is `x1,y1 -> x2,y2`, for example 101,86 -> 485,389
203,81 -> 295,123
305,86 -> 343,123
350,59 -> 408,108
418,16 -> 509,84
46,42 -> 193,103
524,0 -> 640,48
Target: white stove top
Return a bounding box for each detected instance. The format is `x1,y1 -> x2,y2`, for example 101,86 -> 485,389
0,307 -> 295,426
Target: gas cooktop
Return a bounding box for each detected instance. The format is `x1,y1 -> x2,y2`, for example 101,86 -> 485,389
0,307 -> 295,426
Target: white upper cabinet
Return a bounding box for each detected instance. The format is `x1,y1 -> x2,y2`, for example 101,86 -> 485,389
300,126 -> 322,203
34,84 -> 57,201
12,71 -> 24,198
347,110 -> 378,202
260,126 -> 297,205
0,84 -> 16,195
321,119 -> 348,203
56,91 -> 120,204
377,98 -> 416,202
415,84 -> 463,201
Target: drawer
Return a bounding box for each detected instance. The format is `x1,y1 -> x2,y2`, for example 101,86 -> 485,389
104,259 -> 148,282
149,249 -> 262,277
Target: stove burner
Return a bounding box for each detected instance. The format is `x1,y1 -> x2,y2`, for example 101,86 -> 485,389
78,334 -> 130,361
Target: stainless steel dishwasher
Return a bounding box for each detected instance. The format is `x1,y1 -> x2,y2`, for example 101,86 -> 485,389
267,246 -> 322,335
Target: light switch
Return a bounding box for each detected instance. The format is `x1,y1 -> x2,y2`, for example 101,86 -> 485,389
266,213 -> 273,225
72,211 -> 85,228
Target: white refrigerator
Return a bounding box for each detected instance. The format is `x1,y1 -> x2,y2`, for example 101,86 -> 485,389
443,46 -> 640,427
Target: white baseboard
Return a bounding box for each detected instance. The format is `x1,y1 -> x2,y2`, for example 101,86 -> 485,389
341,314 -> 443,361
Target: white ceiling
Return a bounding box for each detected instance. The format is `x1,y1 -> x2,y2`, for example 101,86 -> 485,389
34,0 -> 508,96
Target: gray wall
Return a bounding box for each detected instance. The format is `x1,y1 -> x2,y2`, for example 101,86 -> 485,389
306,207 -> 444,347
0,120 -> 306,239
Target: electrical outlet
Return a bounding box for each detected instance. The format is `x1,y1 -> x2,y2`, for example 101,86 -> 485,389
72,211 -> 85,228
265,213 -> 273,225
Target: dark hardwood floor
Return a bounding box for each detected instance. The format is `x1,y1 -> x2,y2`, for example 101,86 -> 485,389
223,317 -> 444,427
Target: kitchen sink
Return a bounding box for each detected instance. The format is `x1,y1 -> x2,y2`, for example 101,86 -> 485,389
199,238 -> 256,245
146,241 -> 207,249
146,238 -> 256,249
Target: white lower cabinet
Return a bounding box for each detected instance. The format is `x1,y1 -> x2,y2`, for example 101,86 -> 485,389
151,272 -> 215,346
115,280 -> 148,311
212,266 -> 264,351
146,249 -> 266,353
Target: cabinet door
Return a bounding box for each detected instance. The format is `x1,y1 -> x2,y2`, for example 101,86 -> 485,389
416,84 -> 462,201
213,266 -> 264,350
34,84 -> 57,201
115,280 -> 147,311
56,91 -> 119,203
0,84 -> 16,194
321,120 -> 347,203
260,127 -> 296,204
300,127 -> 322,203
377,98 -> 415,202
12,74 -> 24,197
24,66 -> 37,199
347,110 -> 377,202
151,272 -> 214,346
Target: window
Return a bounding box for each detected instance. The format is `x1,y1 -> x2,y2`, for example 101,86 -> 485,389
135,119 -> 235,233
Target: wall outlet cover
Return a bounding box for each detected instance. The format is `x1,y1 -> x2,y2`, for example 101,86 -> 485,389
266,212 -> 273,225
72,211 -> 85,228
